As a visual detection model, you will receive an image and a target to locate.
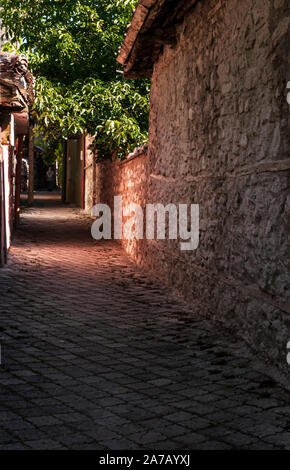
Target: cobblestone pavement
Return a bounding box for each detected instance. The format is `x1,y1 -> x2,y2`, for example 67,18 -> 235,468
0,193 -> 290,450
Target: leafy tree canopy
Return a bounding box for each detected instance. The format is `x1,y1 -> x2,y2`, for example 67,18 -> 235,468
1,0 -> 149,159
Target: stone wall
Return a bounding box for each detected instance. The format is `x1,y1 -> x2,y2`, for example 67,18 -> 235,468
95,0 -> 290,370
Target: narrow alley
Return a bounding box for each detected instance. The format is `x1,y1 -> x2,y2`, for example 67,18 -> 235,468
0,194 -> 289,450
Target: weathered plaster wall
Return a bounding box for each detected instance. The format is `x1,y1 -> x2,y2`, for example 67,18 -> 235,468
95,0 -> 290,369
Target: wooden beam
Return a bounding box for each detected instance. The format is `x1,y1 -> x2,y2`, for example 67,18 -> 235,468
140,26 -> 176,45
117,4 -> 150,65
117,0 -> 199,78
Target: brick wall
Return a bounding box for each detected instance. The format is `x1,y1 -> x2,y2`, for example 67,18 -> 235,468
95,152 -> 149,264
95,0 -> 290,370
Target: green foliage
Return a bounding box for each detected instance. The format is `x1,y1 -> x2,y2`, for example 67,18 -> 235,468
0,0 -> 149,159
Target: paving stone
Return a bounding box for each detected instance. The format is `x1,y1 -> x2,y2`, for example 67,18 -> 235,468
197,440 -> 233,450
174,432 -> 207,447
25,439 -> 64,450
99,438 -> 136,450
0,194 -> 289,449
27,415 -> 62,427
221,431 -> 264,449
